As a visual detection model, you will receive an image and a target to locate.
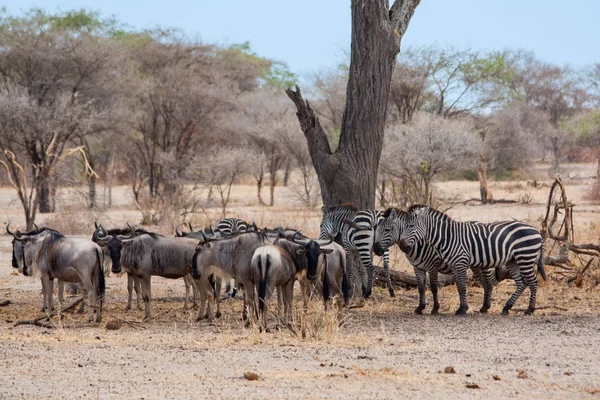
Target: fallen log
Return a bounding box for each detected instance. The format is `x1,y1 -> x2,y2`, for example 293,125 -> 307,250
13,298 -> 84,328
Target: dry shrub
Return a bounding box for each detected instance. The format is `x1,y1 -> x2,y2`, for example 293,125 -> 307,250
589,181 -> 600,202
42,208 -> 108,235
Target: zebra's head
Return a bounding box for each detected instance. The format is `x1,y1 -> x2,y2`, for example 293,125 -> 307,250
398,206 -> 428,254
373,208 -> 404,256
319,209 -> 338,240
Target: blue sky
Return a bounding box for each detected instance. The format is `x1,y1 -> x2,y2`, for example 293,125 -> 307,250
3,0 -> 599,75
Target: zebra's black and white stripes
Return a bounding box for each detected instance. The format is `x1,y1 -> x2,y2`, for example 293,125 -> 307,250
399,205 -> 545,315
319,205 -> 394,299
373,208 -> 494,314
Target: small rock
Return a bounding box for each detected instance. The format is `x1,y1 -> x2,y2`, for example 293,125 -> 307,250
465,383 -> 480,389
444,366 -> 456,374
105,319 -> 122,330
244,371 -> 260,381
319,363 -> 326,367
517,370 -> 528,379
95,336 -> 101,340
492,375 -> 501,381
77,363 -> 83,368
466,374 -> 471,377
564,371 -> 573,376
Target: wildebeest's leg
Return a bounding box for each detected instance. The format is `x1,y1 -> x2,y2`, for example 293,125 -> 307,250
57,280 -> 64,312
140,276 -> 153,321
298,278 -> 309,311
480,267 -> 495,313
126,273 -> 134,311
40,276 -> 52,312
214,277 -> 222,318
452,262 -> 470,316
183,274 -> 192,311
195,277 -> 208,321
284,279 -> 294,325
429,269 -> 440,315
48,278 -> 55,313
414,267 -> 427,315
134,277 -> 142,310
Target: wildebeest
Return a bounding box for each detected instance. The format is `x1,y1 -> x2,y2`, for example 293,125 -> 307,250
191,231 -> 269,324
93,224 -> 199,313
10,226 -> 105,322
9,223 -> 85,313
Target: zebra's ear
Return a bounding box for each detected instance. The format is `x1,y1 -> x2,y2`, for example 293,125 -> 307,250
390,209 -> 398,219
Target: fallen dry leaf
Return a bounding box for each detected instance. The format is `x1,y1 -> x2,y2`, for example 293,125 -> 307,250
517,370 -> 528,379
444,366 -> 456,374
492,375 -> 501,381
465,382 -> 480,389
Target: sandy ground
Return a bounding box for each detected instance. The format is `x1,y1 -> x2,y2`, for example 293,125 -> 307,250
1,164 -> 600,399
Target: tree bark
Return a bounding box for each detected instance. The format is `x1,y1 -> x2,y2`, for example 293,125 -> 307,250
478,129 -> 492,204
38,179 -> 55,213
286,0 -> 420,209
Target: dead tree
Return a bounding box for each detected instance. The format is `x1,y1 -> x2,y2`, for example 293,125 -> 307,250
286,0 -> 421,209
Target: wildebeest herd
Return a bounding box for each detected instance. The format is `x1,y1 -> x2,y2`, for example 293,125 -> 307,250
6,203 -> 547,328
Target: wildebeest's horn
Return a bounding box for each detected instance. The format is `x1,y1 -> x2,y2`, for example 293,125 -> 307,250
200,231 -> 207,243
33,222 -> 39,230
175,225 -> 183,237
6,222 -> 16,238
208,225 -> 213,235
292,230 -> 310,246
316,232 -> 334,247
188,222 -> 193,232
95,222 -> 99,230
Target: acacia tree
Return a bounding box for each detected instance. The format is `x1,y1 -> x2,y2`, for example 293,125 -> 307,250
286,0 -> 421,209
0,9 -> 122,214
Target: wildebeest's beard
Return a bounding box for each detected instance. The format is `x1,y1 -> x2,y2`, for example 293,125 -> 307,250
305,242 -> 320,281
107,238 -> 122,274
11,240 -> 19,269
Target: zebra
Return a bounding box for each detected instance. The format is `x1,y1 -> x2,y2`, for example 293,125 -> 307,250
373,207 -> 495,315
215,218 -> 255,237
399,205 -> 546,316
319,204 -> 394,299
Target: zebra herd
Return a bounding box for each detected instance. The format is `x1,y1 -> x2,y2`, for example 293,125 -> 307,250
7,204 -> 546,327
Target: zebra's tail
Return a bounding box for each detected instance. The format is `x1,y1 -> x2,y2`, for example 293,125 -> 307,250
322,256 -> 330,303
538,246 -> 547,281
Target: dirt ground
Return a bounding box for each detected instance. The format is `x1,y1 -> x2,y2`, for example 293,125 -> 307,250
1,164 -> 600,399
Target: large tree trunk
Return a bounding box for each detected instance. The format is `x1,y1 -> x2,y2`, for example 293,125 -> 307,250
478,129 -> 492,204
286,0 -> 420,209
38,179 -> 55,213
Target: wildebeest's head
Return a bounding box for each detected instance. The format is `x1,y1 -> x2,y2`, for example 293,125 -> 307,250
289,231 -> 334,281
92,223 -> 134,274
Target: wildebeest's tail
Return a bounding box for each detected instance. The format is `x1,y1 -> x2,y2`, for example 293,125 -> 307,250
538,245 -> 547,281
191,253 -> 200,279
96,248 -> 105,308
209,274 -> 217,300
258,252 -> 270,312
322,256 -> 330,302
341,252 -> 349,306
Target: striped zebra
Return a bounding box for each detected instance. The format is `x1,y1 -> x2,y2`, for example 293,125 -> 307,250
400,205 -> 546,315
319,204 -> 394,299
373,208 -> 495,314
215,218 -> 254,236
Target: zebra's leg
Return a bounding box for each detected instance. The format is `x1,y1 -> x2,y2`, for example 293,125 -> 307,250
501,265 -> 526,315
414,266 -> 427,315
344,247 -> 355,298
429,269 -> 440,315
357,247 -> 371,298
479,267 -> 495,313
452,263 -> 470,316
521,261 -> 539,316
383,250 -> 395,297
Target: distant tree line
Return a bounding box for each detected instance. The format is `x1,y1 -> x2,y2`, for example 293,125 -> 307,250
1,8 -> 599,227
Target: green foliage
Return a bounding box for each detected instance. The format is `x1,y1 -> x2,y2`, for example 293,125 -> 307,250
0,7 -> 123,36
560,111 -> 600,143
263,62 -> 298,90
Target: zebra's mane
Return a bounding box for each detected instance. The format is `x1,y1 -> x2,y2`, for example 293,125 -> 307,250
408,205 -> 454,222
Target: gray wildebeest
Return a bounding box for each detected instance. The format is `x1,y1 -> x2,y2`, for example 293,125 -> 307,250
8,223 -> 85,313
10,226 -> 105,323
191,231 -> 269,325
113,225 -> 199,320
93,224 -> 199,313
